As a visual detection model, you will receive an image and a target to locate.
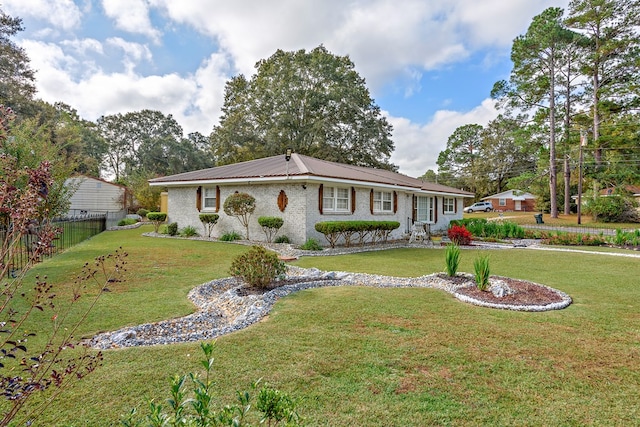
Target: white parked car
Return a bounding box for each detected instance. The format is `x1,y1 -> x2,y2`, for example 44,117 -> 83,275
463,201 -> 494,213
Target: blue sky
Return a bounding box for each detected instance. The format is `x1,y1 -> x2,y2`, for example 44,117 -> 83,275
4,0 -> 568,178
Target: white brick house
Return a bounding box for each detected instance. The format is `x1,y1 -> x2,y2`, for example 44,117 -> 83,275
149,154 -> 473,245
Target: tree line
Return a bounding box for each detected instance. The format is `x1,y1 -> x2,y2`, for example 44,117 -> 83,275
432,0 -> 640,217
0,8 -> 395,212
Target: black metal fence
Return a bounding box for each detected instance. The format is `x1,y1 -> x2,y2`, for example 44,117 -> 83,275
2,214 -> 107,278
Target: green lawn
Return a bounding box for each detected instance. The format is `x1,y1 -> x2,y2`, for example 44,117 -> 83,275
7,225 -> 640,426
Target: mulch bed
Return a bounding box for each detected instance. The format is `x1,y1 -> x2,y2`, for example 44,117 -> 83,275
452,276 -> 565,306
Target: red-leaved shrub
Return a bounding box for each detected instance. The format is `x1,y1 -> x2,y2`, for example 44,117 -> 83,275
448,224 -> 472,245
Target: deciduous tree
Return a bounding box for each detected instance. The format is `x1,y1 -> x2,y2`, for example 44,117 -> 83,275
211,46 -> 396,170
0,9 -> 35,116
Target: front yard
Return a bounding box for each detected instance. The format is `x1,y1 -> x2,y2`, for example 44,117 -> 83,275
9,225 -> 640,426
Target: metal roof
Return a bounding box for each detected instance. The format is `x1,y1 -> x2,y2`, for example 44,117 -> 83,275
149,153 -> 474,196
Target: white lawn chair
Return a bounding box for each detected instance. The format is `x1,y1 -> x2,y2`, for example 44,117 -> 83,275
409,221 -> 428,243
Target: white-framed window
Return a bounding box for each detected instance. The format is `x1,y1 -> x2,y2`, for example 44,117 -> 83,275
499,198 -> 506,206
323,186 -> 350,212
373,191 -> 392,213
443,197 -> 455,213
415,196 -> 434,223
203,186 -> 217,210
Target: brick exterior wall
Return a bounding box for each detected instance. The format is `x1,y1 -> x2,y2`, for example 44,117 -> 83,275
487,198 -> 536,212
167,182 -> 465,246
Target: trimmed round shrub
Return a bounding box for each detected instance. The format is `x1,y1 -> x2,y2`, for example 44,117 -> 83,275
136,208 -> 149,218
146,212 -> 167,233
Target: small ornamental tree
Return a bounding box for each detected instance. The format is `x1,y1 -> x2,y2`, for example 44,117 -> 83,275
0,154 -> 128,426
199,213 -> 219,238
258,216 -> 284,243
146,212 -> 167,233
223,193 -> 256,240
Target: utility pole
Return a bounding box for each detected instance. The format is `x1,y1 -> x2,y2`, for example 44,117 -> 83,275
577,130 -> 587,225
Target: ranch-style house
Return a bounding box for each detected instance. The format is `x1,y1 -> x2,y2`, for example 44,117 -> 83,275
149,153 -> 474,245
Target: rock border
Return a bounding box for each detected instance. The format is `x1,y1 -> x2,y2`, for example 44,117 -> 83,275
88,266 -> 572,349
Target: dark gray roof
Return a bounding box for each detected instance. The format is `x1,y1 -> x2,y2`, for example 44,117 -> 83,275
149,153 -> 473,196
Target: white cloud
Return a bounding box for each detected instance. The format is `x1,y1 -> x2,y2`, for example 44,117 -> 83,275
389,99 -> 499,178
149,0 -> 567,91
101,0 -> 161,43
21,39 -> 213,133
106,37 -> 153,72
60,38 -> 104,56
2,0 -> 83,31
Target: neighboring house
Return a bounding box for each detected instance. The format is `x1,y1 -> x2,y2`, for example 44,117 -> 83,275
482,190 -> 537,212
65,175 -> 128,225
599,185 -> 640,204
149,154 -> 474,245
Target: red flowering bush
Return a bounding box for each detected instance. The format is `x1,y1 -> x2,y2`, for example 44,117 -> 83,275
448,224 -> 473,245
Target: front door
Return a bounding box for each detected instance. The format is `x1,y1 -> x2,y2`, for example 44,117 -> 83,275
515,200 -> 522,211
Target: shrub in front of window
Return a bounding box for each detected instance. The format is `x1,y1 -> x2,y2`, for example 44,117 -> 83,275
258,216 -> 284,243
229,245 -> 286,288
199,213 -> 219,238
146,212 -> 167,233
314,221 -> 400,248
447,224 -> 472,246
223,193 -> 256,240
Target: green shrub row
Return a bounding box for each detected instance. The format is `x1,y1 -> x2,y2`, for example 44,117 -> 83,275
450,218 -> 525,239
314,221 -> 400,248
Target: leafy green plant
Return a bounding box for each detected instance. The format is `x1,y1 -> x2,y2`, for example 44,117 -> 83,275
256,383 -> 301,426
229,246 -> 286,288
258,216 -> 284,243
474,255 -> 490,291
300,238 -> 323,251
121,342 -> 301,426
118,218 -> 137,226
223,193 -> 256,240
445,244 -> 461,277
585,194 -> 639,223
219,231 -> 242,241
199,213 -> 219,238
167,222 -> 178,236
136,208 -> 149,218
180,225 -> 199,237
146,212 -> 167,233
274,235 -> 291,244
